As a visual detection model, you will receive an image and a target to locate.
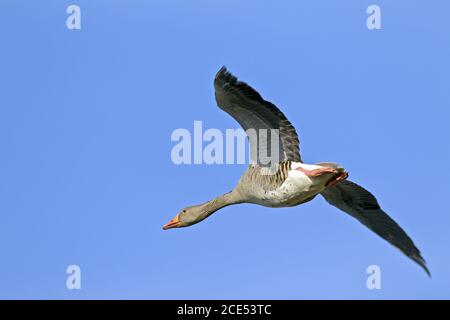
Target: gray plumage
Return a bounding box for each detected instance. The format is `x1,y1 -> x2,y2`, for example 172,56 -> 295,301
214,66 -> 302,164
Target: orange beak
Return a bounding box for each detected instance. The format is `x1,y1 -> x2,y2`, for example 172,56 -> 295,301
162,215 -> 181,230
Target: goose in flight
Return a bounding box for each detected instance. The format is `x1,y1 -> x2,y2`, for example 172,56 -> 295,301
163,67 -> 430,276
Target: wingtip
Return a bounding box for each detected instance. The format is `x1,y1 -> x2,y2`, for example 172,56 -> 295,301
419,261 -> 432,278
214,65 -> 237,85
412,254 -> 431,278
422,264 -> 432,278
216,65 -> 227,78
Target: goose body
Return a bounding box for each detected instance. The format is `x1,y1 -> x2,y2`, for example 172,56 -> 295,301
163,67 -> 430,276
235,162 -> 344,208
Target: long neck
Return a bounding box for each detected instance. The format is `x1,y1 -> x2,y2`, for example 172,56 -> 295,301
197,190 -> 244,222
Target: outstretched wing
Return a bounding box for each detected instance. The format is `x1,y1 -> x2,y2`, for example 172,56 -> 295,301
321,180 -> 430,276
214,66 -> 301,165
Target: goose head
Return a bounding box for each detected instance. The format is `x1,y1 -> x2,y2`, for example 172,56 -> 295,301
162,205 -> 205,230
162,191 -> 242,230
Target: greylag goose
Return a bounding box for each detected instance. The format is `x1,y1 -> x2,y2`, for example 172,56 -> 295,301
163,67 -> 430,276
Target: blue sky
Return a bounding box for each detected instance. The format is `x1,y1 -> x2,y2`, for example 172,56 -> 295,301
0,1 -> 449,299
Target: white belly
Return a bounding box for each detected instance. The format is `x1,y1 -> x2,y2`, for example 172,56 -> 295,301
253,163 -> 333,207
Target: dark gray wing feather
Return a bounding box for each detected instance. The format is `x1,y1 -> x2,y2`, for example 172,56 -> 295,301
321,180 -> 430,276
214,66 -> 301,164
